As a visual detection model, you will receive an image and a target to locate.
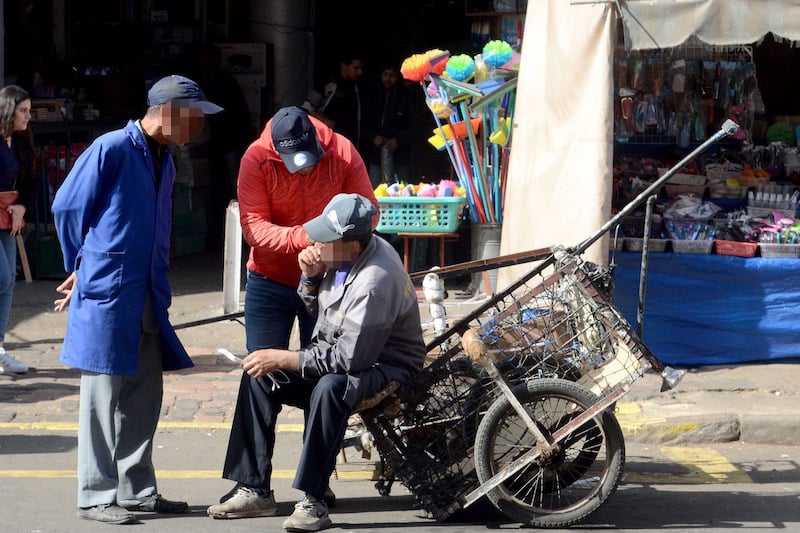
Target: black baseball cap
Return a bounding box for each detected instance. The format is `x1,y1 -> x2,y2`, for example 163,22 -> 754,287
147,75 -> 224,114
271,106 -> 325,173
303,193 -> 376,243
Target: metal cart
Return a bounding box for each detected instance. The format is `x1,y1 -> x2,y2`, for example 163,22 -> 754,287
356,120 -> 740,527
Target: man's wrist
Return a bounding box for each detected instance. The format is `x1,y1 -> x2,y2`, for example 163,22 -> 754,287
300,273 -> 324,286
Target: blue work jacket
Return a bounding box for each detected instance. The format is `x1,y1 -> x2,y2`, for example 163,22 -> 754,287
52,120 -> 193,375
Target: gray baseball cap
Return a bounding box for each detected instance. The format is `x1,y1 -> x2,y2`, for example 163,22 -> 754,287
303,193 -> 376,243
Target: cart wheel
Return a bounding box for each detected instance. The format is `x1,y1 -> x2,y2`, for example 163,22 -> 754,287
375,458 -> 395,496
474,378 -> 625,528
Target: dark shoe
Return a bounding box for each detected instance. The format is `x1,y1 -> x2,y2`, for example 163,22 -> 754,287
120,494 -> 188,513
323,486 -> 336,509
78,504 -> 136,524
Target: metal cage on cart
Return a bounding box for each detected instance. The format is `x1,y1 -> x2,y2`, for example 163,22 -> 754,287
360,250 -> 662,523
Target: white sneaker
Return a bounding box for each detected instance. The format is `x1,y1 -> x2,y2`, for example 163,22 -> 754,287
0,348 -> 28,374
207,486 -> 277,519
282,495 -> 331,532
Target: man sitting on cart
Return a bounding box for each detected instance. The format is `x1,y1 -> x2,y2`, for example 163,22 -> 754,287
208,193 -> 427,532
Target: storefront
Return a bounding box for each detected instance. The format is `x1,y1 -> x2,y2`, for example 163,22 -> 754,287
1,0 -> 497,275
499,0 -> 800,365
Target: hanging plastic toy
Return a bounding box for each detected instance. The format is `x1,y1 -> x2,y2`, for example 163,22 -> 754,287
482,40 -> 513,69
401,54 -> 432,82
425,49 -> 451,75
445,54 -> 475,82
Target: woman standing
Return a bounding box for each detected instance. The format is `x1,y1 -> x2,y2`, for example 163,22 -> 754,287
0,85 -> 34,374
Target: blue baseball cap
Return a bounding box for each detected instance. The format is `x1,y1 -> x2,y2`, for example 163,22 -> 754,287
271,106 -> 325,173
147,75 -> 224,114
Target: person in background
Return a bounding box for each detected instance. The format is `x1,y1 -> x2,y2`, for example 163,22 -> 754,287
205,106 -> 376,520
209,193 -> 426,532
0,85 -> 35,375
316,53 -> 367,161
194,43 -> 255,249
362,61 -> 413,187
51,75 -> 223,525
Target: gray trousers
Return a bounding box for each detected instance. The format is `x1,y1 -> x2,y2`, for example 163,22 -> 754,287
77,298 -> 163,508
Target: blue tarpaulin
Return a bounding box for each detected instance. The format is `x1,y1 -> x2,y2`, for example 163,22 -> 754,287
612,252 -> 800,367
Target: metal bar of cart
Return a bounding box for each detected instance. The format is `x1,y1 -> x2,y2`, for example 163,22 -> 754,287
462,385 -> 629,507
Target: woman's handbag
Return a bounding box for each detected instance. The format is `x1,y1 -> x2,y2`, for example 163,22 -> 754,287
0,190 -> 21,230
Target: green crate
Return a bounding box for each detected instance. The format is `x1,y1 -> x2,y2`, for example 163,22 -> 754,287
376,196 -> 466,234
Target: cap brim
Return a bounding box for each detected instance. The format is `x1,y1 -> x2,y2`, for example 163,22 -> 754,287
303,217 -> 342,243
195,101 -> 225,114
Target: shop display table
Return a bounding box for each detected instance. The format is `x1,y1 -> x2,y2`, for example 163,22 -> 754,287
397,232 -> 460,272
612,252 -> 800,366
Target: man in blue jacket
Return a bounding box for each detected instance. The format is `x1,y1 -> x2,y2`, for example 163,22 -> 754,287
52,75 -> 222,525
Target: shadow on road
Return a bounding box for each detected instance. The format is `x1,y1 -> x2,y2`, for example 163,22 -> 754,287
0,380 -> 78,403
0,434 -> 76,454
592,483 -> 800,528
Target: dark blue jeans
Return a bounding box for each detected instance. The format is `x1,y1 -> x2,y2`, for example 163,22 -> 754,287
0,230 -> 16,340
243,270 -> 315,352
222,371 -> 357,499
225,271 -> 345,498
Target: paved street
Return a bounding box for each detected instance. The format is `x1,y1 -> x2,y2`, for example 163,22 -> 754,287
2,252 -> 800,531
2,422 -> 799,532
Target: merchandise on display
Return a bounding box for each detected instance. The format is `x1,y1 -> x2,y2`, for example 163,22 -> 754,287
401,40 -> 519,226
614,37 -> 758,145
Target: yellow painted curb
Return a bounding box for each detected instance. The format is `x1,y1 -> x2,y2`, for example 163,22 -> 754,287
0,468 -> 375,480
0,421 -> 304,432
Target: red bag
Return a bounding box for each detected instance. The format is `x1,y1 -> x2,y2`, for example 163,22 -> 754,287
0,190 -> 21,230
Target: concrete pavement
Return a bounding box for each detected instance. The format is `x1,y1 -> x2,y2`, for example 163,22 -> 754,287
1,251 -> 799,447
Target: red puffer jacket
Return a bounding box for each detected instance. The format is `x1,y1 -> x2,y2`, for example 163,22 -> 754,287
238,114 -> 378,287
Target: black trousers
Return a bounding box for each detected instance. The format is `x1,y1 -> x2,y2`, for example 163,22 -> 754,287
222,371 -> 371,499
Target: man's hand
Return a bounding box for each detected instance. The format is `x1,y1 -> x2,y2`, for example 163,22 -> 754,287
243,348 -> 299,378
54,272 -> 77,312
298,244 -> 325,279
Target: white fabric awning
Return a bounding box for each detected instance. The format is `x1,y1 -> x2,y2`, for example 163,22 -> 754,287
617,0 -> 800,50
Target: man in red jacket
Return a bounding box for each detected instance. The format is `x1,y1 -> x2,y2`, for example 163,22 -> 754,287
208,106 -> 377,520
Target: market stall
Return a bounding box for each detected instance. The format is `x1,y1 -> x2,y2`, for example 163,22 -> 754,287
613,252 -> 800,366
494,0 -> 800,364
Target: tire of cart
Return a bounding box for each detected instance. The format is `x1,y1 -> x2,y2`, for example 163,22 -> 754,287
474,378 -> 625,528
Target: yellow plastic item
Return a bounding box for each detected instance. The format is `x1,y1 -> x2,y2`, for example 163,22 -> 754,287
374,183 -> 389,197
489,117 -> 510,145
427,134 -> 445,150
429,118 -> 482,141
426,97 -> 451,118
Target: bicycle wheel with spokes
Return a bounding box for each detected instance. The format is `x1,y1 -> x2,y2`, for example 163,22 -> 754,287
474,378 -> 625,528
